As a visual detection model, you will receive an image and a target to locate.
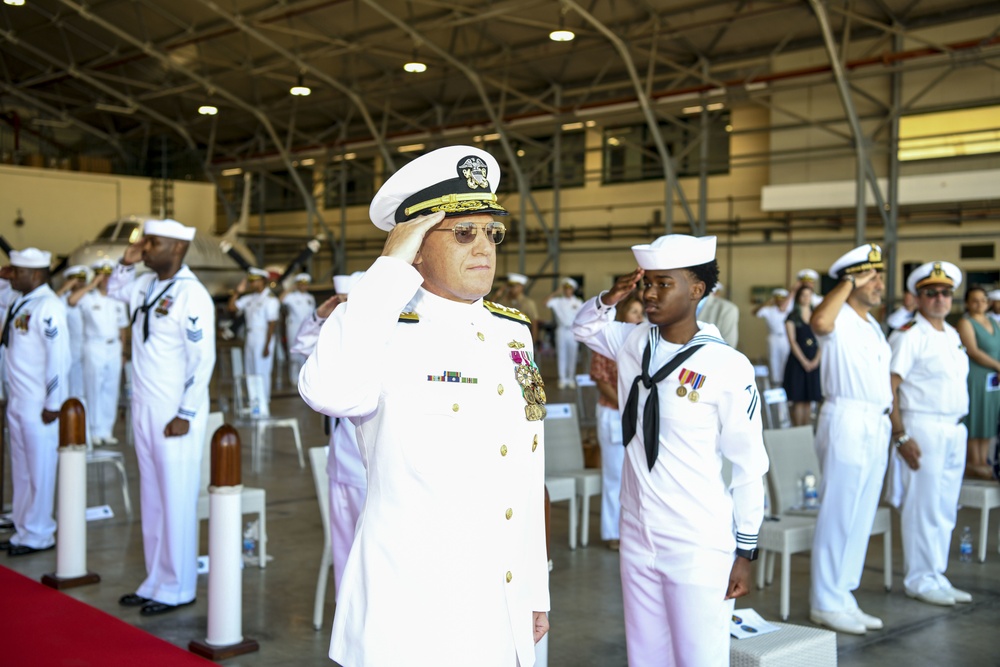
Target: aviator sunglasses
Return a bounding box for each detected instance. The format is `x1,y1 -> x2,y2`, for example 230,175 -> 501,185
919,288 -> 953,298
431,220 -> 506,245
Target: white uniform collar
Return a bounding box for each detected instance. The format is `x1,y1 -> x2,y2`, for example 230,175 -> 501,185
409,287 -> 486,322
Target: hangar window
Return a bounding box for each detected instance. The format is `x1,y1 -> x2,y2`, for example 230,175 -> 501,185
898,106 -> 1000,161
602,111 -> 730,184
324,156 -> 375,209
481,130 -> 586,193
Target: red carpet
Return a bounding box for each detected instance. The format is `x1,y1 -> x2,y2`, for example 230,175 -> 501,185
0,565 -> 214,666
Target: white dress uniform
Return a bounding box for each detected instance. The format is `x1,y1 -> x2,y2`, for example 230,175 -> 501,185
235,289 -> 280,404
546,293 -> 582,386
282,289 -> 315,384
3,283 -> 70,549
300,257 -> 549,667
61,292 -> 86,400
812,303 -> 892,614
573,299 -> 768,667
889,313 -> 969,595
108,263 -> 216,606
756,302 -> 792,384
76,291 -> 129,442
291,311 -> 367,596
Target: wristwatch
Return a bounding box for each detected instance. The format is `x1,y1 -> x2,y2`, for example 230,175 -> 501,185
893,434 -> 911,448
842,273 -> 856,287
736,547 -> 759,561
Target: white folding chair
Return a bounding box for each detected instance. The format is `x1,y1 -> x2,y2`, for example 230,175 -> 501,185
197,412 -> 268,568
545,476 -> 578,550
544,403 -> 601,548
82,395 -> 133,520
573,373 -> 598,430
958,481 -> 1000,562
233,373 -> 305,472
310,446 -> 333,630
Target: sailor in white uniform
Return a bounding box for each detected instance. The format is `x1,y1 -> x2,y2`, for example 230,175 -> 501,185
573,235 -> 768,667
68,259 -> 129,445
229,268 -> 280,404
56,264 -> 90,400
108,219 -> 216,616
888,261 -> 972,607
546,278 -> 583,389
754,287 -> 793,384
300,145 -> 549,667
0,248 -> 70,556
292,271 -> 366,596
808,244 -> 892,635
798,268 -> 824,307
281,272 -> 316,385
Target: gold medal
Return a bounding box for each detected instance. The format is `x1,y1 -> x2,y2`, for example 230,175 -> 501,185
525,404 -> 546,421
688,390 -> 699,403
676,386 -> 687,397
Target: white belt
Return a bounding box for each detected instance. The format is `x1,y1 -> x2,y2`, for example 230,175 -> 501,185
824,396 -> 891,416
900,410 -> 965,424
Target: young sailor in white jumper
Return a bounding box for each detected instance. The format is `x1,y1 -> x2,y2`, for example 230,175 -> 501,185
229,268 -> 280,403
0,248 -> 70,556
572,234 -> 768,667
888,261 -> 972,607
281,272 -> 315,384
109,219 -> 216,616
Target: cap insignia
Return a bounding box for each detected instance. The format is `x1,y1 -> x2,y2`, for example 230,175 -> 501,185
458,156 -> 490,190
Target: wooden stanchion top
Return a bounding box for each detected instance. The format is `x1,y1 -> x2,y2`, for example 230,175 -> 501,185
59,398 -> 86,447
211,425 -> 241,487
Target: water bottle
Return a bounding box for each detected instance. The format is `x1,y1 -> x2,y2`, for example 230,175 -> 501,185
802,472 -> 819,509
250,396 -> 261,418
243,520 -> 258,565
959,526 -> 973,563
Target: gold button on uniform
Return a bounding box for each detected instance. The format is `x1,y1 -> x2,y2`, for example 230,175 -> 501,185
506,571 -> 512,583
532,435 -> 538,452
452,403 -> 459,412
477,332 -> 485,341
505,508 -> 513,520
500,445 -> 508,457
497,384 -> 504,395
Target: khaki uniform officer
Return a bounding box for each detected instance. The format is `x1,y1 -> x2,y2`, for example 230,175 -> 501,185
809,244 -> 891,635
109,219 -> 216,616
299,145 -> 549,667
0,248 -> 70,556
229,268 -> 280,404
888,261 -> 972,606
281,272 -> 315,384
573,235 -> 768,667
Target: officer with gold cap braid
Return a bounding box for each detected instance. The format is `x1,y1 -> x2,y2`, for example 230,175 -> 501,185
299,146 -> 549,667
228,267 -> 280,404
280,272 -> 315,384
572,234 -> 768,667
56,264 -> 90,401
0,248 -> 70,556
808,243 -> 891,635
887,261 -> 972,607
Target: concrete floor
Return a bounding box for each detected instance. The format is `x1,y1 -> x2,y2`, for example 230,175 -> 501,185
3,348 -> 999,666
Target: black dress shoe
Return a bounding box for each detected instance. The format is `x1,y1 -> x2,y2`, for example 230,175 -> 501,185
119,593 -> 151,607
140,598 -> 196,616
7,543 -> 54,557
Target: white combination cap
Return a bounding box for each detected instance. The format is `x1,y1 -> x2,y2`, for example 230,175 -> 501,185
247,267 -> 269,280
906,261 -> 962,295
63,264 -> 89,279
10,248 -> 52,269
797,268 -> 819,282
92,259 -> 116,274
561,277 -> 579,290
143,218 -> 196,241
772,288 -> 789,297
828,243 -> 884,279
295,273 -> 312,283
632,234 -> 717,271
369,145 -> 507,232
507,273 -> 528,285
988,289 -> 1000,301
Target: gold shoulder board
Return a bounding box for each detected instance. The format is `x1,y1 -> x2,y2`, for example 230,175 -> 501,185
398,311 -> 420,323
484,300 -> 531,324
898,319 -> 916,331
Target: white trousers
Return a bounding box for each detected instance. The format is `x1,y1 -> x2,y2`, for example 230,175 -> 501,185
329,481 -> 366,597
68,344 -> 85,400
133,400 -> 206,605
620,509 -> 734,667
555,327 -> 578,384
596,404 -> 624,540
896,413 -> 966,594
7,398 -> 58,549
83,339 -> 122,440
811,398 -> 891,612
244,334 -> 274,404
767,334 -> 789,385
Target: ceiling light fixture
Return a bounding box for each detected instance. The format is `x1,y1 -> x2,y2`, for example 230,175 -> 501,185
290,74 -> 311,96
198,105 -> 218,116
403,61 -> 427,73
300,158 -> 316,166
398,143 -> 426,153
221,168 -> 243,176
549,29 -> 575,42
4,0 -> 26,6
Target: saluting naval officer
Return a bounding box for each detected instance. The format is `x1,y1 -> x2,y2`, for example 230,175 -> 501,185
291,271 -> 366,596
281,272 -> 316,384
887,261 -> 972,607
808,244 -> 891,635
546,277 -> 583,388
0,248 -> 70,556
299,145 -> 549,667
109,219 -> 216,616
572,235 -> 769,667
56,264 -> 90,401
228,267 -> 280,403
68,259 -> 129,445
753,287 -> 793,385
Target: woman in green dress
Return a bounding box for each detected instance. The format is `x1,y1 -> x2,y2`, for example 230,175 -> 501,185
956,286 -> 1000,479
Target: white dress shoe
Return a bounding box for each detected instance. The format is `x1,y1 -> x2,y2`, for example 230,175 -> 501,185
809,609 -> 867,635
944,586 -> 972,603
905,587 -> 956,607
104,436 -> 119,445
851,608 -> 883,630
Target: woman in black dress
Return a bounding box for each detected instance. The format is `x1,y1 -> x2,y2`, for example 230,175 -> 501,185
783,284 -> 823,426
